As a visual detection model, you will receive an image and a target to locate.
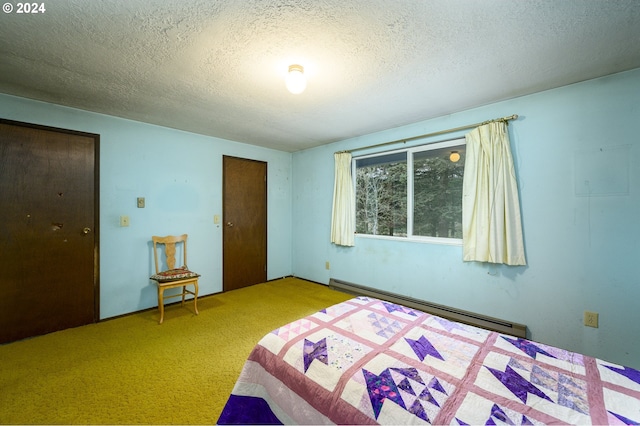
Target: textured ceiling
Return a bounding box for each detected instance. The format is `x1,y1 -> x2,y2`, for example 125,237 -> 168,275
1,0 -> 640,152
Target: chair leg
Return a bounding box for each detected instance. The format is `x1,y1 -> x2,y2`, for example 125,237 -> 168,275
157,287 -> 165,325
193,281 -> 199,315
181,286 -> 186,306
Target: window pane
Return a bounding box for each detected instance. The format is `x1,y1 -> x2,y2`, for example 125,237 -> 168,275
413,144 -> 465,238
355,152 -> 407,236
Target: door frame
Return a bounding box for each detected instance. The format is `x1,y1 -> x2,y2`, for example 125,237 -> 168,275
0,118 -> 100,322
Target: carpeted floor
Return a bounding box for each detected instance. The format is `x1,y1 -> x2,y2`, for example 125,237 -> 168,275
0,277 -> 352,424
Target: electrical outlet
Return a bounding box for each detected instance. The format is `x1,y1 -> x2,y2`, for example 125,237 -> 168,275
120,215 -> 130,227
325,261 -> 330,270
137,197 -> 145,208
584,311 -> 599,328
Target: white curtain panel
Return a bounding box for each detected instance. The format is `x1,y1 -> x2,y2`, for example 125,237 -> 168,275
331,152 -> 355,246
463,122 -> 526,265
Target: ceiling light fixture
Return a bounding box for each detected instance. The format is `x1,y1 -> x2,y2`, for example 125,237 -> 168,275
286,64 -> 306,94
449,151 -> 460,162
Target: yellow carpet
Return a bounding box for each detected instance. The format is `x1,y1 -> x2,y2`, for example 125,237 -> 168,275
0,277 -> 352,424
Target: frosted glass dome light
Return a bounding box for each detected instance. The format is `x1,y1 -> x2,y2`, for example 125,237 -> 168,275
286,64 -> 306,94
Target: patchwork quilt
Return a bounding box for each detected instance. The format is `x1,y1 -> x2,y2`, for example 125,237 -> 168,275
217,297 -> 640,425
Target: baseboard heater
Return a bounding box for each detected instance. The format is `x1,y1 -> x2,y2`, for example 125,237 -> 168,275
329,278 -> 526,338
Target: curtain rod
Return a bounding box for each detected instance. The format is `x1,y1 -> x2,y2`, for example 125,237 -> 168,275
339,114 -> 518,154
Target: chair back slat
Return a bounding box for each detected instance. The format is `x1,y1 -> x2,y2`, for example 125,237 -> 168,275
152,234 -> 189,273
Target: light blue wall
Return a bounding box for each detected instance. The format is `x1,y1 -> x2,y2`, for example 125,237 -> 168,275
0,94 -> 293,319
292,68 -> 640,369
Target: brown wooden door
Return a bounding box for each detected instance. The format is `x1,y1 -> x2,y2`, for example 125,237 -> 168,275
223,156 -> 267,291
0,120 -> 99,344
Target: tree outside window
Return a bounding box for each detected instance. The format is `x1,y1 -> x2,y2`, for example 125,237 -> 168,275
355,152 -> 407,236
413,146 -> 465,238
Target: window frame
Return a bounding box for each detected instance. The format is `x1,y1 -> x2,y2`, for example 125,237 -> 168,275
353,137 -> 466,246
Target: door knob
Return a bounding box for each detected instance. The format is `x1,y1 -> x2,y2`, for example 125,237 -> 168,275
82,227 -> 91,234
226,222 -> 234,227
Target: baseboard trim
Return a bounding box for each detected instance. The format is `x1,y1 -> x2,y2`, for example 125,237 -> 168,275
329,277 -> 526,338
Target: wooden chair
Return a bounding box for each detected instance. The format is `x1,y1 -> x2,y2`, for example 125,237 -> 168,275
150,234 -> 200,324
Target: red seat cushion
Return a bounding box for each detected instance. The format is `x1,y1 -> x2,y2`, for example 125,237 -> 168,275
150,266 -> 200,282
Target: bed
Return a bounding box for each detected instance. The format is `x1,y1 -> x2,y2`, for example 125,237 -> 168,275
217,296 -> 640,424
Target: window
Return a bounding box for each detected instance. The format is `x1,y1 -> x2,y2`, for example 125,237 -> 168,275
355,152 -> 407,237
354,139 -> 465,243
